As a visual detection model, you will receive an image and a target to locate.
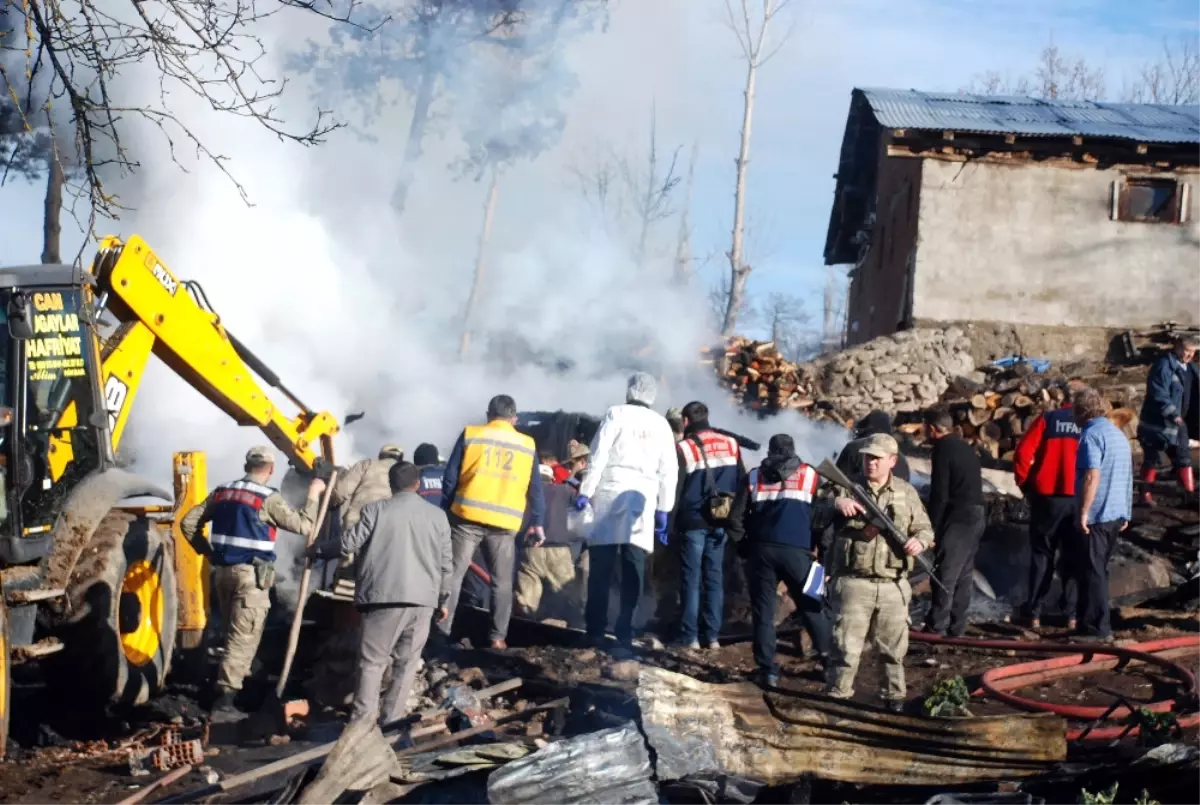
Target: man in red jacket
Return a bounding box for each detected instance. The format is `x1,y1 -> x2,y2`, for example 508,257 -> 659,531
1011,405 -> 1080,628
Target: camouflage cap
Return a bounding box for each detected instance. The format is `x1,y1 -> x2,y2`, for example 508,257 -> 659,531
859,433 -> 899,458
246,445 -> 276,464
567,441 -> 590,461
378,444 -> 404,460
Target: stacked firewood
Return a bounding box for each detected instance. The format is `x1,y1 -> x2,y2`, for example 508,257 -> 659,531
701,338 -> 837,420
895,364 -> 1139,461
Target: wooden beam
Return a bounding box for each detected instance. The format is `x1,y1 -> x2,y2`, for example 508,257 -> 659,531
892,128 -> 907,137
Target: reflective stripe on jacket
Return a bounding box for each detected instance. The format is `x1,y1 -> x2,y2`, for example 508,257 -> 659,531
744,463 -> 819,549
209,479 -> 277,565
675,430 -> 742,530
450,421 -> 537,532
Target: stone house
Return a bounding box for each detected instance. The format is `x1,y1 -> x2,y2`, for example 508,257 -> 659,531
824,88 -> 1200,355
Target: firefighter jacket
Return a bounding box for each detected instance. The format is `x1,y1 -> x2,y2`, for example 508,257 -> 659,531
828,474 -> 933,581
727,456 -> 820,550
674,428 -> 745,531
1013,407 -> 1080,497
443,420 -> 544,533
180,477 -> 318,567
418,463 -> 445,504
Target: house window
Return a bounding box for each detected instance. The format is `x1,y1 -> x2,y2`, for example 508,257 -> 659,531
1113,178 -> 1189,224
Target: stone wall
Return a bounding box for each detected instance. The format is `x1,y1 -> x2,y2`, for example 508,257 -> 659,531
801,327 -> 975,419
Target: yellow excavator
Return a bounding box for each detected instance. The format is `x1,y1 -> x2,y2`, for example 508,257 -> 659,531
0,235 -> 340,755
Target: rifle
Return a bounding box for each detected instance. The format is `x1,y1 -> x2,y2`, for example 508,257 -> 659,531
815,458 -> 949,595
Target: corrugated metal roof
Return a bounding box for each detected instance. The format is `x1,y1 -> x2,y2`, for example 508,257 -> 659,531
860,87 -> 1200,144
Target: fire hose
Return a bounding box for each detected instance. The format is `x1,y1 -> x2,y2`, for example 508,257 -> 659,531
910,632 -> 1200,741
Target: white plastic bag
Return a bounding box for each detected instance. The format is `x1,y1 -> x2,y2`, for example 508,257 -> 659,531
566,504 -> 594,539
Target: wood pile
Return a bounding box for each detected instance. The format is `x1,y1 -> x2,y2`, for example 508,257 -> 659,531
701,338 -> 849,423
895,363 -> 1138,462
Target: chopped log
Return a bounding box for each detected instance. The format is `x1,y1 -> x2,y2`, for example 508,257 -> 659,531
968,408 -> 992,427
1007,414 -> 1026,438
968,393 -> 987,410
754,342 -> 776,356
991,406 -> 1013,423
999,392 -> 1017,408
1013,395 -> 1034,410
636,667 -> 1065,787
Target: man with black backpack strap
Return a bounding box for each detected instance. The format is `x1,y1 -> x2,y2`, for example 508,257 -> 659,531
671,401 -> 746,650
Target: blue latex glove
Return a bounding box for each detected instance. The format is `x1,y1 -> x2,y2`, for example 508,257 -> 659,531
574,495 -> 591,512
654,511 -> 669,545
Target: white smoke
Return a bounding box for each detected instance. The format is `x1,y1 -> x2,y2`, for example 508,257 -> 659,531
95,0 -> 847,493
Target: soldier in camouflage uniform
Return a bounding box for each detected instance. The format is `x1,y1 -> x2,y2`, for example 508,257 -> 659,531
332,444 -> 405,528
181,446 -> 325,713
328,444 -> 405,592
824,433 -> 933,711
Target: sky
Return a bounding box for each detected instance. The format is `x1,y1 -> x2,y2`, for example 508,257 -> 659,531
5,0 -> 1196,325
0,0 -> 1197,486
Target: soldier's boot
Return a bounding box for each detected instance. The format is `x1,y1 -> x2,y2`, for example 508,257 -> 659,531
1139,468 -> 1158,507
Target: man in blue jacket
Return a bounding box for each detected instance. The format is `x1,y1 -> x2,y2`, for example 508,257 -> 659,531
1138,336 -> 1198,506
728,434 -> 832,688
672,401 -> 745,650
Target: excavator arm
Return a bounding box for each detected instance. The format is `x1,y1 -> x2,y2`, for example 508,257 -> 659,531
88,235 -> 339,470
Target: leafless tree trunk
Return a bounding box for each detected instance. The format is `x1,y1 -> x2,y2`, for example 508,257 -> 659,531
672,142 -> 698,285
720,0 -> 792,337
41,151 -> 63,264
391,59 -> 439,217
629,103 -> 681,270
459,168 -> 501,359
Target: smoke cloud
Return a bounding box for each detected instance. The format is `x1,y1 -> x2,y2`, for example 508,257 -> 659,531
71,1 -> 850,595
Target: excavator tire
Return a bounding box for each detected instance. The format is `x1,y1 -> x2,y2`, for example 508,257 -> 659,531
0,598 -> 10,760
47,511 -> 177,708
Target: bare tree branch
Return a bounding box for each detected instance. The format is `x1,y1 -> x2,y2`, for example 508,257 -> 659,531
1,0 -> 378,227
1124,35 -> 1200,104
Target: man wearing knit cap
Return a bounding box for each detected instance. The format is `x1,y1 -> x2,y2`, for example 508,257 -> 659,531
576,372 -> 678,651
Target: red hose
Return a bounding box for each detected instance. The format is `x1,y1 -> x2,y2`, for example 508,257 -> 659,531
910,631 -> 1200,741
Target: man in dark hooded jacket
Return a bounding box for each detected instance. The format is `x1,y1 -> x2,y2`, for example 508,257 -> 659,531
1137,336 -> 1198,505
836,411 -> 911,482
728,434 -> 833,689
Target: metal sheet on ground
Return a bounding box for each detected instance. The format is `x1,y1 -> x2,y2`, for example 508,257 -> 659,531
636,666 -> 1067,787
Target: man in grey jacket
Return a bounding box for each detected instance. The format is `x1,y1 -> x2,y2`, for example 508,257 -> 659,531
311,461 -> 452,726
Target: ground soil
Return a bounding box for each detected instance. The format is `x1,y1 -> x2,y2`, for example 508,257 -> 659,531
1,490 -> 1196,805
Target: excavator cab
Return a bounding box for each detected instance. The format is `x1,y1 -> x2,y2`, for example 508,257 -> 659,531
0,273 -> 111,565
0,240 -> 340,755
